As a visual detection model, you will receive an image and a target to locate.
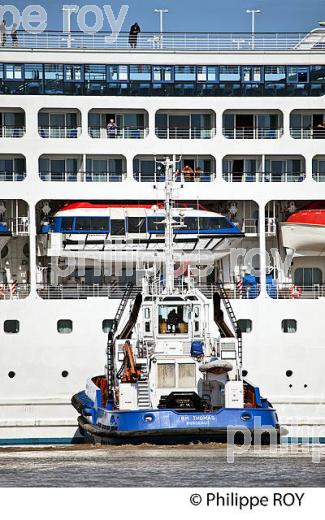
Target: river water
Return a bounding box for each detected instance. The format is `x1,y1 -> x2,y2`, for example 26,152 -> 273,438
0,444 -> 324,487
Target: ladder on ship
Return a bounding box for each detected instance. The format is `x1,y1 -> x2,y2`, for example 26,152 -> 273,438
215,280 -> 243,364
106,283 -> 134,400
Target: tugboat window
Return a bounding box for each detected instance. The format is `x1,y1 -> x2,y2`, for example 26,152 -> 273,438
157,363 -> 175,388
158,305 -> 189,334
178,363 -> 196,388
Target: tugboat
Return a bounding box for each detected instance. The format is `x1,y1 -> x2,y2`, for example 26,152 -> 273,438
72,158 -> 281,445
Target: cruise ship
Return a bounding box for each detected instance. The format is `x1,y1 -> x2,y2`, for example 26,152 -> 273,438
1,26 -> 325,444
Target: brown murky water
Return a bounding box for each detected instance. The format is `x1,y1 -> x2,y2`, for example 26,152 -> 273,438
0,444 -> 324,487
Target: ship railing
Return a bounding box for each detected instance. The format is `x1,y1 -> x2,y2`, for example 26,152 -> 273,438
36,284 -> 141,299
38,171 -> 127,182
223,127 -> 283,139
88,126 -> 148,139
222,171 -> 305,182
5,217 -> 29,235
0,171 -> 26,181
134,171 -> 215,182
290,128 -> 325,139
0,283 -> 30,300
155,128 -> 215,139
270,284 -> 325,299
241,218 -> 276,235
312,172 -> 325,182
0,126 -> 25,138
38,126 -> 81,138
1,30 -> 321,52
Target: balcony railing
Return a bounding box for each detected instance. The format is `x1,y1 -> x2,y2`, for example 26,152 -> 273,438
2,30 -> 324,52
38,126 -> 81,138
89,126 -> 148,139
223,127 -> 282,139
39,171 -> 126,182
4,217 -> 29,235
290,128 -> 325,139
155,128 -> 215,139
134,171 -> 215,182
0,284 -> 30,300
312,172 -> 325,182
0,126 -> 25,138
0,171 -> 26,181
269,284 -> 325,299
222,171 -> 305,182
241,218 -> 276,235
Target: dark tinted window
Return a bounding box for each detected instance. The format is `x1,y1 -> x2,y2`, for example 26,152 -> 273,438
199,217 -> 234,230
61,217 -> 74,231
91,217 -> 109,231
147,216 -> 165,232
4,320 -> 19,333
127,217 -> 146,233
75,217 -> 91,230
111,219 -> 125,235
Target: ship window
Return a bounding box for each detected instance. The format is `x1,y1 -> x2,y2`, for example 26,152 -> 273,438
199,217 -> 234,231
75,217 -> 91,231
44,64 -> 63,80
57,319 -> 73,333
65,65 -> 82,81
197,66 -> 218,82
85,64 -> 106,81
147,216 -> 165,232
264,66 -> 286,82
282,320 -> 297,333
4,320 -> 19,334
175,66 -> 196,81
178,363 -> 196,388
107,65 -> 128,81
5,64 -> 23,80
25,64 -> 43,79
91,217 -> 110,231
294,267 -> 322,287
129,65 -> 151,81
127,217 -> 146,234
219,66 -> 240,81
238,319 -> 252,333
287,66 -> 309,83
111,219 -> 125,236
153,65 -> 173,82
157,363 -> 175,388
102,319 -> 114,333
242,66 -> 262,82
61,217 -> 74,231
310,66 -> 325,83
158,305 -> 189,334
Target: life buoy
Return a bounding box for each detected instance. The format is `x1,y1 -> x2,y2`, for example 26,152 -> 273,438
290,285 -> 302,299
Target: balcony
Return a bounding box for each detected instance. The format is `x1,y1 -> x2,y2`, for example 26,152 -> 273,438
155,111 -> 215,139
0,109 -> 25,137
223,111 -> 283,139
0,156 -> 26,181
312,156 -> 325,181
88,109 -> 148,139
290,111 -> 325,139
133,155 -> 216,182
38,109 -> 81,138
39,155 -> 126,182
223,156 -> 305,182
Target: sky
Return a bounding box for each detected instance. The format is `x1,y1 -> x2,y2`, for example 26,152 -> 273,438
7,0 -> 325,32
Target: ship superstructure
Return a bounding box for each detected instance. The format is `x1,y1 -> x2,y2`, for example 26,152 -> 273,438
1,28 -> 325,443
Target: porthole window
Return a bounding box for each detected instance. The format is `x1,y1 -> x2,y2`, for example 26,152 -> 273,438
4,320 -> 20,334
57,319 -> 73,334
286,370 -> 293,377
282,319 -> 297,333
238,319 -> 252,333
61,370 -> 69,378
8,371 -> 15,378
242,370 -> 248,377
102,319 -> 114,333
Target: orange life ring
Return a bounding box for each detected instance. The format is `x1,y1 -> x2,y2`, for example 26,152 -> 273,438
290,285 -> 302,299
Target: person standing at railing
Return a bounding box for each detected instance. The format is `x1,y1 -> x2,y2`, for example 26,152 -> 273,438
0,20 -> 6,47
11,23 -> 18,47
107,119 -> 117,138
129,22 -> 141,48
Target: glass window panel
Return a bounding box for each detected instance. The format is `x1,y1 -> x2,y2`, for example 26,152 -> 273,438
264,66 -> 286,82
310,66 -> 325,83
75,217 -> 91,230
178,364 -> 196,388
24,64 -> 43,79
57,319 -> 73,333
157,364 -> 175,388
90,217 -> 109,231
175,66 -> 196,81
129,65 -> 151,81
238,319 -> 252,333
4,320 -> 20,333
282,319 -> 297,333
61,217 -> 74,231
5,64 -> 22,79
127,217 -> 146,233
85,64 -> 106,81
102,319 -> 114,333
111,219 -> 125,235
220,66 -> 240,81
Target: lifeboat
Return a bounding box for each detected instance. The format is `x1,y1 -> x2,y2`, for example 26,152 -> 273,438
281,208 -> 325,254
199,358 -> 233,375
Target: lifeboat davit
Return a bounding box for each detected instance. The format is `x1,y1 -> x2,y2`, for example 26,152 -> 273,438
281,209 -> 325,254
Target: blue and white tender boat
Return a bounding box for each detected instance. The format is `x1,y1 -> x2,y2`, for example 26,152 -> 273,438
72,158 -> 281,445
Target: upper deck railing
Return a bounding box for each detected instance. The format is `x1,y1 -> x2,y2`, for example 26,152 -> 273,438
1,30 -> 325,52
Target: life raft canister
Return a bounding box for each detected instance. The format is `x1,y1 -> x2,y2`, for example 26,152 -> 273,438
290,285 -> 302,299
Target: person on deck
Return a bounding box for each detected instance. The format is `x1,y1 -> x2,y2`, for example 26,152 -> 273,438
129,23 -> 141,49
